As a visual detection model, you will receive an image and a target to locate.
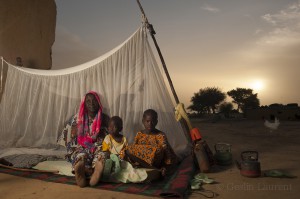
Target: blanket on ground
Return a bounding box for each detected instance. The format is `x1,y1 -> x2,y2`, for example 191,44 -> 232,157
0,155 -> 195,198
3,154 -> 61,168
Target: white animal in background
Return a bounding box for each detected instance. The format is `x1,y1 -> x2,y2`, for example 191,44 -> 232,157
264,118 -> 280,132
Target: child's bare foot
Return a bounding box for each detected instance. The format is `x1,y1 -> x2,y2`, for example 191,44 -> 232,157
74,157 -> 87,187
89,157 -> 104,186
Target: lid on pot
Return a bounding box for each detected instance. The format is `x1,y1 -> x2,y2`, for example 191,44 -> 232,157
241,151 -> 259,161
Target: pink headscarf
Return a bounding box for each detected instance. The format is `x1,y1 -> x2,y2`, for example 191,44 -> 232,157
77,91 -> 102,152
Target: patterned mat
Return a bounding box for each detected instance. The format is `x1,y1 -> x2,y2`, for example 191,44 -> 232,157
0,155 -> 195,198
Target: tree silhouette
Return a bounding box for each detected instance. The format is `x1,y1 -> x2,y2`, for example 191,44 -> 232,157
227,88 -> 260,112
188,87 -> 226,114
219,102 -> 233,118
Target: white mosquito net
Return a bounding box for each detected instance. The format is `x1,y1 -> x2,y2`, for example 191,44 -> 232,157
0,26 -> 190,156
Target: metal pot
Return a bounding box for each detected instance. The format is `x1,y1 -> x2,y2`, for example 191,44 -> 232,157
236,151 -> 261,177
214,143 -> 232,166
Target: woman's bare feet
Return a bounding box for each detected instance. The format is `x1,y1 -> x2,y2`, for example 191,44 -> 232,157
74,156 -> 87,188
89,157 -> 104,186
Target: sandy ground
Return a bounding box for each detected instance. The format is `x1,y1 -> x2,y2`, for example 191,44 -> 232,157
188,119 -> 300,199
0,119 -> 299,199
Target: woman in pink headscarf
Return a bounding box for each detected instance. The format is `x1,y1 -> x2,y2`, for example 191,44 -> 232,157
77,91 -> 103,151
65,91 -> 108,187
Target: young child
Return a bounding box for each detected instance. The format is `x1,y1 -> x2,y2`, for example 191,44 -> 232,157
102,116 -> 127,155
16,56 -> 23,67
89,116 -> 127,185
122,109 -> 178,176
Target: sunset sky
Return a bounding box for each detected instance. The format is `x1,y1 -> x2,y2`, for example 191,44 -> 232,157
52,0 -> 300,107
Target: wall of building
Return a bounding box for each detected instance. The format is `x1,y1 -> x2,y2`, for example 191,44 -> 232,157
0,0 -> 56,100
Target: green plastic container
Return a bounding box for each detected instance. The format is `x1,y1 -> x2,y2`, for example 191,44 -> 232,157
214,143 -> 232,166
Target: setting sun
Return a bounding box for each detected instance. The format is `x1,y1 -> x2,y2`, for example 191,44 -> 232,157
251,80 -> 265,91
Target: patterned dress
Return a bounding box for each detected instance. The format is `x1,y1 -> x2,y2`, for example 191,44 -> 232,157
122,131 -> 178,169
58,114 -> 108,175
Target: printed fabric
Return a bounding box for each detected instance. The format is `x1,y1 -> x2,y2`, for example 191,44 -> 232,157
123,132 -> 178,168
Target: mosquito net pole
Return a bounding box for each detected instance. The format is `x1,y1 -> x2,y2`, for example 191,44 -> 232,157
136,0 -> 192,143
